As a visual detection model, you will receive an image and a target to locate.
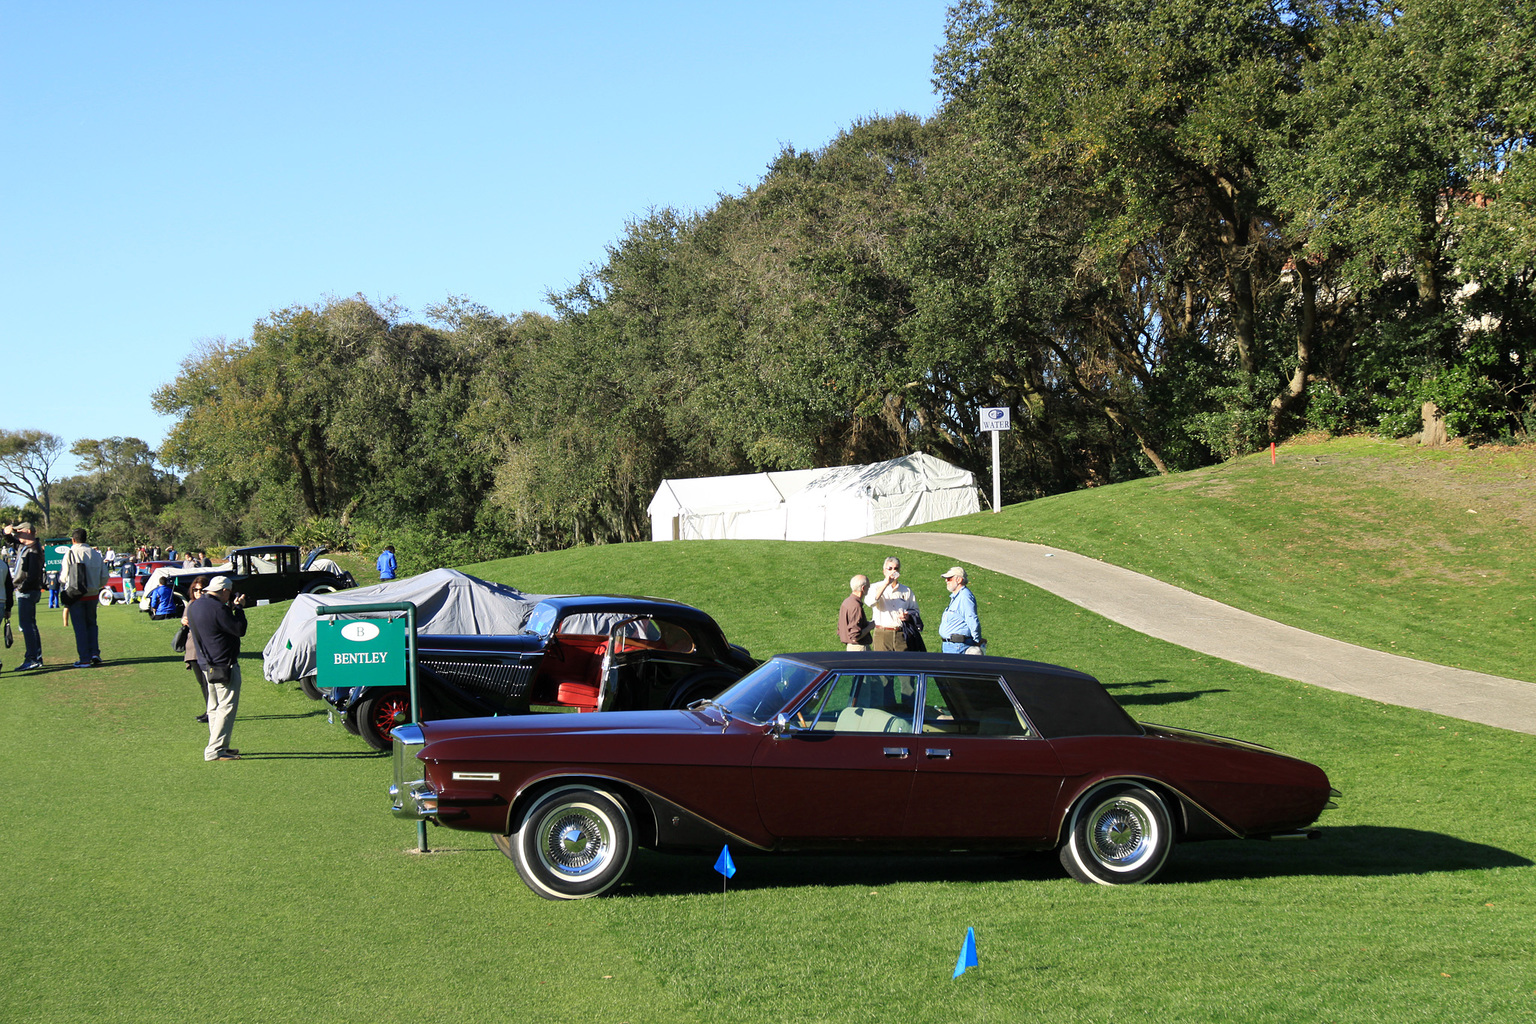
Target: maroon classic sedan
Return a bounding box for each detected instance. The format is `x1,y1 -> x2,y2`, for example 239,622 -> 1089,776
390,652 -> 1337,899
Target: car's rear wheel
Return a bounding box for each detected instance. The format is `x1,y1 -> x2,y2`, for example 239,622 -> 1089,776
355,689 -> 409,751
303,583 -> 337,596
505,785 -> 634,900
1059,784 -> 1173,885
298,674 -> 323,700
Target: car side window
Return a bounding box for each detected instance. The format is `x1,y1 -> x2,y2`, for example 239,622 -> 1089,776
923,674 -> 1033,738
798,674 -> 917,734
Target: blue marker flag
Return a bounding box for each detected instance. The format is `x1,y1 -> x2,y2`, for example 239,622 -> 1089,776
714,845 -> 737,879
953,927 -> 978,978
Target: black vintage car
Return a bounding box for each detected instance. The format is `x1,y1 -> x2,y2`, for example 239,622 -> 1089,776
325,594 -> 757,751
149,545 -> 356,612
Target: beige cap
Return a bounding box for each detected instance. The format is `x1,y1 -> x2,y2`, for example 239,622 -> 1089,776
941,566 -> 966,579
205,575 -> 233,593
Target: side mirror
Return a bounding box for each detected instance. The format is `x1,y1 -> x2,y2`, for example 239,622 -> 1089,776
771,713 -> 791,737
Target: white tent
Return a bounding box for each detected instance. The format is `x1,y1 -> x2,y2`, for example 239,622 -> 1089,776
646,468 -> 823,541
648,453 -> 979,543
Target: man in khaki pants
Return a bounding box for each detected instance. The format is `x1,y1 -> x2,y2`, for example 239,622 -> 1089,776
864,556 -> 919,651
188,576 -> 248,761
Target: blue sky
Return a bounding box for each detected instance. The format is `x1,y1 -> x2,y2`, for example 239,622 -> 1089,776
2,1 -> 947,474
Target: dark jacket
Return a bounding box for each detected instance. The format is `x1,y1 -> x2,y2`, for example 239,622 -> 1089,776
16,544 -> 43,594
187,596 -> 247,670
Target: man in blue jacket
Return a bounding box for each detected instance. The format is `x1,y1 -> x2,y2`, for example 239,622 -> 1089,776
376,545 -> 397,581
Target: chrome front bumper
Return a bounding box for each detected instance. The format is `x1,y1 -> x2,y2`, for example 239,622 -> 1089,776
388,723 -> 438,819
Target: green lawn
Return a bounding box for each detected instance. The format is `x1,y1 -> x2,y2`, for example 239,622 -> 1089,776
907,435 -> 1536,682
3,536 -> 1534,1022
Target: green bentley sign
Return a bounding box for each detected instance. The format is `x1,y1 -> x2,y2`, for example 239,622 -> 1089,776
317,616 -> 407,690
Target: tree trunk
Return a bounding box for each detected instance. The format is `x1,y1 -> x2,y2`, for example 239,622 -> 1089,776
1420,401 -> 1448,446
1268,260 -> 1317,438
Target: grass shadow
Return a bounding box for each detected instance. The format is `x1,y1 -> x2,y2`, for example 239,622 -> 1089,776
1102,680 -> 1232,706
612,826 -> 1529,897
618,850 -> 1062,897
1168,825 -> 1532,882
234,750 -> 389,760
240,710 -> 331,721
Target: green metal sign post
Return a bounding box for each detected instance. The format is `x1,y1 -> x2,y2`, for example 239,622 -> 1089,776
315,600 -> 426,852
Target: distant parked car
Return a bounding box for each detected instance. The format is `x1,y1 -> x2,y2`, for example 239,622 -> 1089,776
99,560 -> 178,605
327,594 -> 756,751
390,651 -> 1338,899
139,546 -> 355,614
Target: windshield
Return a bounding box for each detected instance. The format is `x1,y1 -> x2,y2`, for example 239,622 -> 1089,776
522,603 -> 557,637
713,658 -> 824,724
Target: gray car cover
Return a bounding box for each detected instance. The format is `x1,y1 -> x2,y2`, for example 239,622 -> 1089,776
261,567 -> 551,683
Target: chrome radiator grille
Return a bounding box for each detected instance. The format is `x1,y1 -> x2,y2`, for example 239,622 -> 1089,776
422,657 -> 535,702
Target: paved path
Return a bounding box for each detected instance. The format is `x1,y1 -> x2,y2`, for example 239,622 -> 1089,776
859,533 -> 1536,735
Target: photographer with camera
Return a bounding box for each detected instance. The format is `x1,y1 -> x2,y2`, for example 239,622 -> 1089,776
187,576 -> 248,761
9,523 -> 44,670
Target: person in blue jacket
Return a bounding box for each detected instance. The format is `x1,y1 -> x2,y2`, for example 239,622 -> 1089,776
148,578 -> 178,620
376,545 -> 397,581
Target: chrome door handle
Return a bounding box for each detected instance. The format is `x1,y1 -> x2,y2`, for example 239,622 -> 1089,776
925,748 -> 952,759
882,747 -> 909,758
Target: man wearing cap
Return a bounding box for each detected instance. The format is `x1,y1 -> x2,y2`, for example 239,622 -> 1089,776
11,523 -> 45,670
187,576 -> 248,761
60,527 -> 109,667
839,574 -> 872,651
938,566 -> 985,655
864,555 -> 919,651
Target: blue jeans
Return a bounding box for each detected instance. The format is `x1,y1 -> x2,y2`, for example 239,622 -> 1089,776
941,640 -> 985,655
69,598 -> 100,662
16,590 -> 41,662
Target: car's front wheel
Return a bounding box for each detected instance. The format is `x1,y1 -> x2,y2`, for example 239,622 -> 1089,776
503,785 -> 635,900
298,675 -> 323,700
355,689 -> 409,751
1059,784 -> 1173,885
97,588 -> 115,606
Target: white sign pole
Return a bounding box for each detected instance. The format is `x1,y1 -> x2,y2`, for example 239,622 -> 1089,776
978,407 -> 1011,513
991,429 -> 1001,512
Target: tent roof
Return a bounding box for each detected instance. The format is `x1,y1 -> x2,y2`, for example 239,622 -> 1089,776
648,467 -> 824,516
794,452 -> 974,499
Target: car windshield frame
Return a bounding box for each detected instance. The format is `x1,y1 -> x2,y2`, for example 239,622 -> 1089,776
712,657 -> 825,725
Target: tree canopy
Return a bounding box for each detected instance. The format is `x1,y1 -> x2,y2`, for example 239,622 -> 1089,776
81,0 -> 1536,555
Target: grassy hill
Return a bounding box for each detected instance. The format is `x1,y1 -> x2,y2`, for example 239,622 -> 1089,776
4,451 -> 1535,1023
905,434 -> 1536,682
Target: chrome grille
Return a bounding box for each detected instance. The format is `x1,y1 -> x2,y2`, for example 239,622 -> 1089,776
423,657 -> 535,702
